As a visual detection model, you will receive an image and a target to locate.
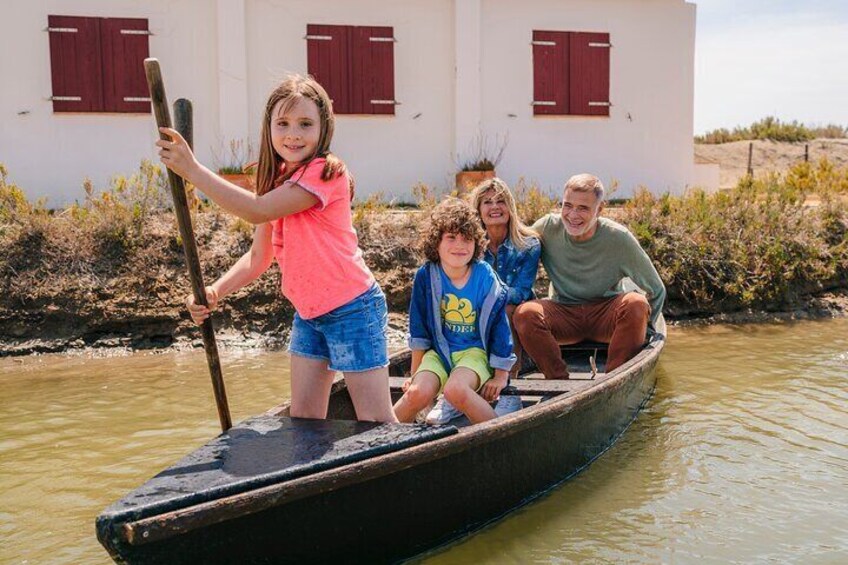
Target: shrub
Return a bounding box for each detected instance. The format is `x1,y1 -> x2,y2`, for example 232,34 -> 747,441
68,160 -> 170,256
0,164 -> 47,224
695,116 -> 847,144
352,191 -> 390,234
511,177 -> 558,225
620,162 -> 848,311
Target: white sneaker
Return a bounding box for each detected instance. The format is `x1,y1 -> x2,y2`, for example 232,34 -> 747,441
494,395 -> 522,417
425,396 -> 463,424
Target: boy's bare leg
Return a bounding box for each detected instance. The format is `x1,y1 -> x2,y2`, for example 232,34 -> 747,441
393,371 -> 441,423
289,354 -> 336,419
344,366 -> 399,423
443,368 -> 496,423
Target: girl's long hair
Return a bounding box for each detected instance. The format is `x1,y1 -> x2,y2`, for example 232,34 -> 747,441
470,178 -> 537,250
254,75 -> 353,197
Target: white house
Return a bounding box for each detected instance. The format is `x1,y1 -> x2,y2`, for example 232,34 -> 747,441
1,0 -> 718,207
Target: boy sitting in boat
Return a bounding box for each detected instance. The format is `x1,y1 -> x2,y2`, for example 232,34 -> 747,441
394,198 -> 517,424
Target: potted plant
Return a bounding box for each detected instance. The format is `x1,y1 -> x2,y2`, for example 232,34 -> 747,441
455,132 -> 508,192
213,139 -> 255,190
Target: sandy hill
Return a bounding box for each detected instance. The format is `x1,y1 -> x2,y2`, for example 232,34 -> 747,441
694,138 -> 848,188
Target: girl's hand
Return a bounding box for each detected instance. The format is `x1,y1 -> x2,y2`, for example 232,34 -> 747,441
480,371 -> 508,402
156,127 -> 200,180
186,287 -> 219,325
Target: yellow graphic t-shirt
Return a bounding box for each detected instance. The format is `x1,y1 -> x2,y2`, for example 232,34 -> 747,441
439,264 -> 485,350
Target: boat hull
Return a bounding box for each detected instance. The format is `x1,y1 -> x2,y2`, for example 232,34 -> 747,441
97,339 -> 660,564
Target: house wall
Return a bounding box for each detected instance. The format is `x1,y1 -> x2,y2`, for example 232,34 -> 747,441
242,0 -> 456,199
480,0 -> 697,196
1,0 -> 700,206
1,0 -> 220,206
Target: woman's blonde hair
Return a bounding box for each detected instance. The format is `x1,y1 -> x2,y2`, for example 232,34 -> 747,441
419,198 -> 487,264
470,178 -> 537,250
254,74 -> 352,197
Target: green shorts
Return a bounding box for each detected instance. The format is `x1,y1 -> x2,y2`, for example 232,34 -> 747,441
415,347 -> 492,392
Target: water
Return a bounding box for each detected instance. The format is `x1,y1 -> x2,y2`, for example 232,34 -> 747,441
1,319 -> 847,564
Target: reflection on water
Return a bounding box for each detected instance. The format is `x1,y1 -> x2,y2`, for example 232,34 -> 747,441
1,319 -> 847,564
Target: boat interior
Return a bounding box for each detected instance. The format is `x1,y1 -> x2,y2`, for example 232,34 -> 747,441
100,344 -> 615,526
311,343 -> 612,427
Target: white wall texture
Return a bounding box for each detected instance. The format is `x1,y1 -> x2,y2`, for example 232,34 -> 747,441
480,0 -> 697,196
1,0 -> 220,206
1,0 -> 702,206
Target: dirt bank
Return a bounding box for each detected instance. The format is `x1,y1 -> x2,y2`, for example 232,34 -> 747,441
1,206 -> 845,357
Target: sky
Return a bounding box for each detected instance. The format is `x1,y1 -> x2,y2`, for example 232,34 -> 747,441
694,0 -> 848,134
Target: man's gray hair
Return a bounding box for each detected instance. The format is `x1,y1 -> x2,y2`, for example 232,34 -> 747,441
564,173 -> 605,202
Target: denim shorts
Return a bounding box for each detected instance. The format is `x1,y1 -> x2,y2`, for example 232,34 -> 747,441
288,283 -> 389,372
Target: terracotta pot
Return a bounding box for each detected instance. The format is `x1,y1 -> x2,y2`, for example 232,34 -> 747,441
455,170 -> 496,193
218,173 -> 255,191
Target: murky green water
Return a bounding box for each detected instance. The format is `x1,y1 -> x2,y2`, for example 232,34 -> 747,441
1,319 -> 847,564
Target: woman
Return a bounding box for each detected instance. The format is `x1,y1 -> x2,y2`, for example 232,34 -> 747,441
470,178 -> 541,378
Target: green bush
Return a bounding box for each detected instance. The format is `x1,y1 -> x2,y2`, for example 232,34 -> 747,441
620,160 -> 848,311
0,164 -> 47,224
68,160 -> 170,256
695,116 -> 847,144
511,177 -> 558,225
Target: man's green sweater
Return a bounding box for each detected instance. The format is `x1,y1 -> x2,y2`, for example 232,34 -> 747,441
531,215 -> 666,326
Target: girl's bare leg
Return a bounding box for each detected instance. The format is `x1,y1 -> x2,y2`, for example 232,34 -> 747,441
345,366 -> 399,423
392,371 -> 441,423
443,368 -> 496,423
289,354 -> 336,419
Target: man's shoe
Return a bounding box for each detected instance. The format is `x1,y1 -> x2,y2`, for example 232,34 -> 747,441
425,396 -> 463,424
493,395 -> 523,417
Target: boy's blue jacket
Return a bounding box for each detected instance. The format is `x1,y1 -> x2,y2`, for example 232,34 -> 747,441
408,260 -> 516,372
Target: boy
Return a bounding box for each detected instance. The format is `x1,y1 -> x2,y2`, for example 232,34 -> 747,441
394,198 -> 517,424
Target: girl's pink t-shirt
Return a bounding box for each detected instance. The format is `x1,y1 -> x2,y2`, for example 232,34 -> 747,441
270,159 -> 375,319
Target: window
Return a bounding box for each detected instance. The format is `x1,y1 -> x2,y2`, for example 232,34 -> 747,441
532,30 -> 610,116
47,15 -> 151,113
306,24 -> 396,115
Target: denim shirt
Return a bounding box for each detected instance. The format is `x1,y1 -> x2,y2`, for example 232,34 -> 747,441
483,236 -> 541,305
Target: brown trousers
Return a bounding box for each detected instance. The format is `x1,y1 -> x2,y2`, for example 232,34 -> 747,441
512,292 -> 650,379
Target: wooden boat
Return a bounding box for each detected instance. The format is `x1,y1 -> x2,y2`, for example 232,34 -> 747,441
96,317 -> 665,564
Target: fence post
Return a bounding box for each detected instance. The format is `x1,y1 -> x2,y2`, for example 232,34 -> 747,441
804,144 -> 809,163
747,142 -> 754,177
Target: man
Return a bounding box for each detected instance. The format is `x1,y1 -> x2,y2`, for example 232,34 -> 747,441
513,174 -> 665,378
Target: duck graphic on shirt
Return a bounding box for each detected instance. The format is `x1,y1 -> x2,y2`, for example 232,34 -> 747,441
441,294 -> 477,334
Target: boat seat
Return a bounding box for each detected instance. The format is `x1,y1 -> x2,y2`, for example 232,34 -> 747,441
99,415 -> 457,525
388,376 -> 596,396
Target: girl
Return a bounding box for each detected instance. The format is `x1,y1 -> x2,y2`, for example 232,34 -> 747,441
393,198 -> 516,425
156,75 -> 397,423
471,178 -> 541,378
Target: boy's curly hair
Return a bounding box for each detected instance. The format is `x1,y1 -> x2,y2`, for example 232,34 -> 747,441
419,197 -> 487,264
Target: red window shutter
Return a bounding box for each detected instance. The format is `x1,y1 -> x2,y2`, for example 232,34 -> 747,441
101,18 -> 151,113
351,26 -> 395,115
306,24 -> 351,114
569,32 -> 610,116
532,30 -> 569,116
47,15 -> 104,112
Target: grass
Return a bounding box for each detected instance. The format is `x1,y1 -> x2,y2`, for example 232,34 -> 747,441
619,159 -> 848,313
2,160 -> 847,326
695,116 -> 848,145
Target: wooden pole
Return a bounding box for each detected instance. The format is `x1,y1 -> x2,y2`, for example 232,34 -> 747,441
174,99 -> 193,150
805,144 -> 809,163
747,142 -> 754,177
144,58 -> 232,432
174,99 -> 199,211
